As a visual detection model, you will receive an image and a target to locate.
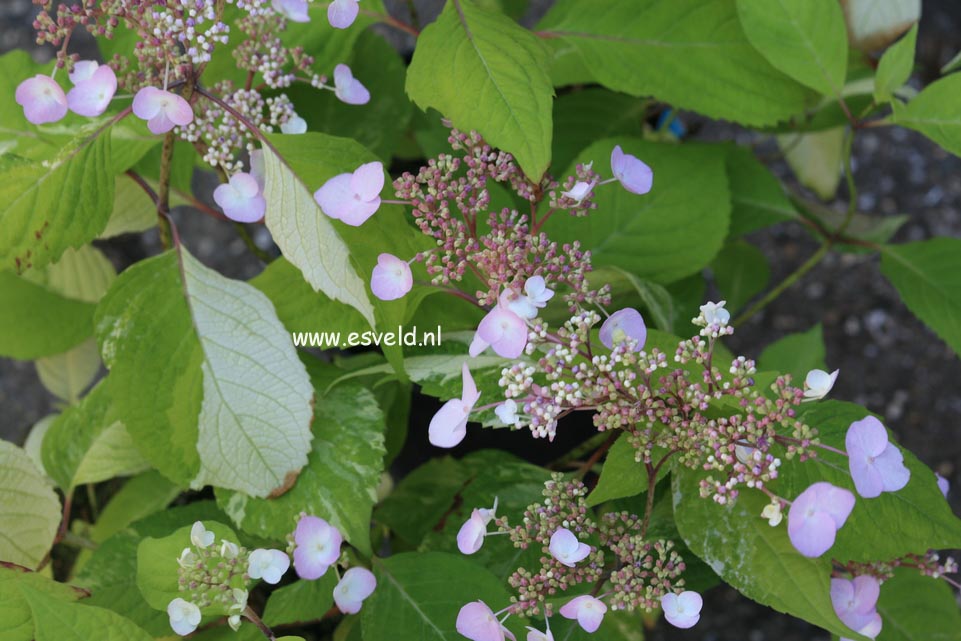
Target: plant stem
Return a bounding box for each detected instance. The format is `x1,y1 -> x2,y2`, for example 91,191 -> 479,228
157,131 -> 176,249
733,242 -> 830,326
575,431 -> 619,479
234,222 -> 272,263
244,606 -> 277,641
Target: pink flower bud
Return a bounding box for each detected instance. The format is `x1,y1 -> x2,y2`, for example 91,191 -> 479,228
846,416 -> 911,498
610,145 -> 653,195
328,0 -> 360,29
66,61 -> 117,117
15,75 -> 68,125
314,160 -> 384,226
333,64 -> 370,105
599,308 -> 647,352
333,567 -> 377,614
213,172 -> 267,223
370,253 -> 413,301
293,515 -> 343,579
787,482 -> 855,557
660,590 -> 702,629
132,86 -> 193,135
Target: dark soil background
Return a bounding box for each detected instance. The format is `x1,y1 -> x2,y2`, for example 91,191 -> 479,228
2,1 -> 960,639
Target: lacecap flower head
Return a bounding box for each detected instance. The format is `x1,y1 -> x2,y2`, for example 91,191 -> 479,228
428,363 -> 480,448
16,75 -> 67,125
293,515 -> 343,579
314,160 -> 383,226
845,416 -> 911,498
787,482 -> 855,557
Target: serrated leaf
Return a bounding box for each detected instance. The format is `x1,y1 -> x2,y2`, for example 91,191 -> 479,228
880,238 -> 961,358
406,0 -> 554,179
875,24 -> 917,103
0,133 -> 113,273
537,0 -> 813,127
216,385 -> 385,555
0,441 -> 61,569
711,240 -> 770,313
361,552 -> 520,641
893,74 -> 961,158
40,381 -> 148,491
758,324 -> 827,384
546,139 -> 730,284
737,0 -> 849,96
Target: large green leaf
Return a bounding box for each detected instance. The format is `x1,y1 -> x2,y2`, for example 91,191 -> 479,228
586,434 -> 647,507
263,574 -> 338,627
736,0 -> 849,96
710,240 -> 770,313
758,324 -> 827,383
876,568 -> 961,641
0,567 -> 82,641
22,584 -> 153,641
361,552 -> 520,641
551,88 -> 647,175
546,139 -> 730,284
88,471 -> 180,544
217,385 -> 386,555
880,238 -> 961,358
95,249 -> 315,497
0,441 -> 61,570
537,0 -> 813,127
406,0 -> 554,179
784,401 -> 961,562
893,74 -> 961,158
725,144 -> 798,237
672,464 -> 868,640
0,133 -> 113,273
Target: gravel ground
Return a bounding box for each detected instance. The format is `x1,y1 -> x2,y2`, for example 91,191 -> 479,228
2,2 -> 960,640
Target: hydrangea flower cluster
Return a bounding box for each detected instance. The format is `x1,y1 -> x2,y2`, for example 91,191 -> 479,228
17,0 -> 372,222
453,476 -> 696,640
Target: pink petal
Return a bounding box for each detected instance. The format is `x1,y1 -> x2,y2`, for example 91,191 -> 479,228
69,60 -> 99,84
273,0 -> 310,22
67,65 -> 117,117
788,509 -> 837,557
661,591 -> 702,629
314,173 -> 354,220
850,453 -> 885,499
599,308 -> 647,351
469,333 -> 491,357
293,545 -> 330,580
334,567 -> 376,614
350,161 -> 385,202
230,172 -> 261,199
456,602 -> 505,641
338,197 -> 381,226
370,253 -> 413,301
461,362 -> 480,406
457,514 -> 487,555
328,0 -> 359,29
560,596 -> 607,634
16,75 -> 68,125
164,93 -> 194,126
333,64 -> 370,105
873,444 -> 910,493
846,417 -> 889,458
851,575 -> 881,614
132,86 -> 164,120
293,515 -> 342,577
477,307 -> 527,359
428,399 -> 469,448
610,145 -> 653,195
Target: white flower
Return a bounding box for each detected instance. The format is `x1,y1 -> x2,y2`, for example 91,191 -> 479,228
698,301 -> 730,327
495,399 -> 521,427
220,540 -> 239,559
190,521 -> 214,549
802,368 -> 839,402
167,598 -> 201,636
761,501 -> 783,527
281,115 -> 307,134
501,276 -> 555,320
177,547 -> 197,569
247,548 -> 291,585
333,567 -> 377,614
734,444 -> 756,466
228,587 -> 248,630
228,614 -> 242,631
560,179 -> 596,204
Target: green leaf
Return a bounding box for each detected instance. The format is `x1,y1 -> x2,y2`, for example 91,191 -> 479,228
777,127 -> 845,200
40,381 -> 149,491
758,324 -> 827,383
0,133 -> 113,273
0,567 -> 82,641
89,471 -> 181,544
96,249 -> 315,497
375,457 -> 470,546
546,139 -> 730,284
784,401 -> 961,562
876,568 -> 961,641
586,434 -> 646,507
737,0 -> 849,96
672,464 -> 868,640
21,584 -> 153,641
406,0 -> 554,179
0,441 -> 61,569
99,176 -> 156,239
710,240 -> 770,313
893,74 -> 961,158
551,88 -> 647,174
217,384 -> 386,555
0,271 -> 96,360
875,24 -> 918,103
725,145 -> 798,237
841,0 -> 920,52
593,266 -> 675,332
263,574 -> 338,626
361,552 -> 519,641
35,339 -> 101,405
537,0 -> 813,127
136,521 -> 240,614
880,238 -> 961,358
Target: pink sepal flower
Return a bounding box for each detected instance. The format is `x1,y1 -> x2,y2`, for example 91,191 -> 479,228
456,497 -> 498,555
132,87 -> 193,134
559,595 -> 606,633
328,0 -> 360,29
787,482 -> 855,558
314,160 -> 383,226
831,576 -> 883,639
334,567 -> 377,614
599,308 -> 647,352
548,528 -> 591,567
293,515 -> 343,579
846,416 -> 911,498
333,64 -> 370,105
660,591 -> 702,629
272,0 -> 310,22
428,363 -> 480,448
214,172 -> 266,223
456,601 -> 515,641
15,75 -> 67,124
610,145 -> 653,195
371,253 -> 413,301
469,306 -> 527,359
66,61 -> 117,117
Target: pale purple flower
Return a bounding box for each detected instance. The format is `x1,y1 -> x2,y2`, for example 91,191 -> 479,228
699,300 -> 730,326
803,369 -> 839,402
660,591 -> 703,629
313,160 -> 383,226
936,473 -> 950,498
548,528 -> 591,567
214,172 -> 266,223
333,567 -> 377,614
272,0 -> 310,22
846,416 -> 911,498
469,306 -> 528,358
456,601 -> 515,641
457,498 -> 498,555
559,595 -> 606,634
370,253 -> 413,301
328,0 -> 360,29
610,145 -> 653,195
281,115 -> 307,134
167,598 -> 201,636
599,308 -> 647,351
132,86 -> 193,135
333,64 -> 370,105
247,548 -> 290,585
428,363 -> 480,448
525,622 -> 553,641
15,75 -> 67,124
66,61 -> 117,117
190,521 -> 214,549
495,399 -> 520,427
787,482 -> 855,558
831,576 -> 883,639
293,515 -> 343,579
560,179 -> 596,204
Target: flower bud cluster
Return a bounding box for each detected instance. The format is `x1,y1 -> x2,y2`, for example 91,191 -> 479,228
175,530 -> 249,613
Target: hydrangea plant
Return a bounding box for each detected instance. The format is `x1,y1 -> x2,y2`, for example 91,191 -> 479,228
1,1 -> 960,640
